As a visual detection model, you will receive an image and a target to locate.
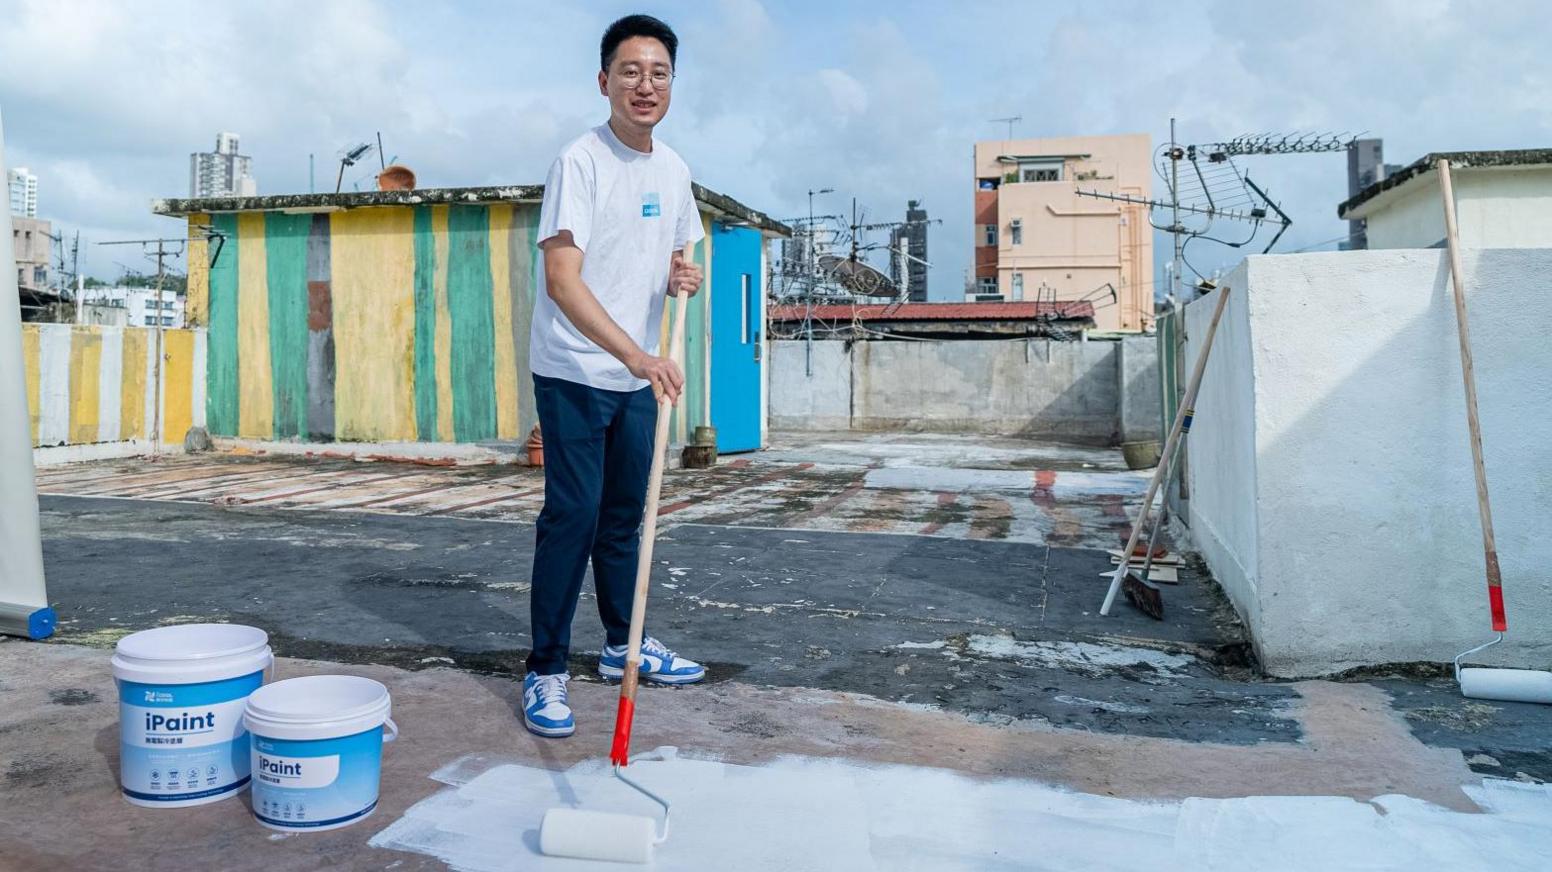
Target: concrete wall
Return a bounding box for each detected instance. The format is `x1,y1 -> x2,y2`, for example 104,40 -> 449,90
1185,250 -> 1552,676
770,340 -> 851,431
771,336 -> 1158,443
20,324 -> 206,448
1118,335 -> 1163,443
1365,167 -> 1552,250
1181,281 -> 1261,637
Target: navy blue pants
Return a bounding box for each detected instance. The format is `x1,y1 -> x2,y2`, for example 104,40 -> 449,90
527,374 -> 656,676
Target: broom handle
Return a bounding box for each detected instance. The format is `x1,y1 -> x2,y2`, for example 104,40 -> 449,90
1437,159 -> 1506,632
1100,284 -> 1231,615
611,242 -> 694,767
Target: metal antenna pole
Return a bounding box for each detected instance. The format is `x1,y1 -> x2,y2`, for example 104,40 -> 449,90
1170,118 -> 1182,306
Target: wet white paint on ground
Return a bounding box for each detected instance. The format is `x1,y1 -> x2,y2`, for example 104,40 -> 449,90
371,749 -> 1552,871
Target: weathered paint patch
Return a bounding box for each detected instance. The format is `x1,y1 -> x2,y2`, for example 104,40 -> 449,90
119,327 -> 146,440
446,205 -> 497,441
206,213 -> 240,435
68,327 -> 102,445
488,202 -> 519,440
509,205 -> 540,438
96,328 -> 123,442
162,329 -> 195,443
185,212 -> 210,327
22,324 -> 41,444
432,206 -> 454,442
330,207 -> 417,442
236,212 -> 273,439
305,214 -> 334,440
191,330 -> 208,430
37,324 -> 71,446
265,212 -> 312,439
412,205 -> 438,441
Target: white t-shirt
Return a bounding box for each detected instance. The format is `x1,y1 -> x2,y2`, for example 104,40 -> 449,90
530,123 -> 705,391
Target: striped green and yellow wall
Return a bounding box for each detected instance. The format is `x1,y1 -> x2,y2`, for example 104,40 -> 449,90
186,204 -> 717,446
19,324 -> 205,448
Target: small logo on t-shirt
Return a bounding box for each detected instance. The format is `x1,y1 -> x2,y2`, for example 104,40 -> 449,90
641,192 -> 661,218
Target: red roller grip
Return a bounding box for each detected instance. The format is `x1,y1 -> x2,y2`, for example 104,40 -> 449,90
609,697 -> 637,767
1488,585 -> 1507,633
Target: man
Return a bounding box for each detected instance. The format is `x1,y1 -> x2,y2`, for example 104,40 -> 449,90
522,13 -> 706,738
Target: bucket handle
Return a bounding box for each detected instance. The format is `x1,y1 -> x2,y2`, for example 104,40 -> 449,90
382,718 -> 399,744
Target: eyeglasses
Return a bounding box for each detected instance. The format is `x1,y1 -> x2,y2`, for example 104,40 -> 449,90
613,69 -> 674,91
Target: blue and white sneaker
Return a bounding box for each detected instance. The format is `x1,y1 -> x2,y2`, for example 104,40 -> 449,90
598,637 -> 706,685
522,672 -> 574,738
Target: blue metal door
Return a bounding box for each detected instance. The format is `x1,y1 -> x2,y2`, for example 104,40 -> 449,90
710,223 -> 762,452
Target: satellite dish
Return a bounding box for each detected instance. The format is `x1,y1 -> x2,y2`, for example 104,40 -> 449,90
817,254 -> 899,298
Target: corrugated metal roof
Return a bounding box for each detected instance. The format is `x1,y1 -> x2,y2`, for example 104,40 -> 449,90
151,182 -> 792,236
1338,149 -> 1552,218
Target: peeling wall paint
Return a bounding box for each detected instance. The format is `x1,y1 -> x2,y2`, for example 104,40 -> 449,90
182,205 -> 752,447
18,324 -> 205,447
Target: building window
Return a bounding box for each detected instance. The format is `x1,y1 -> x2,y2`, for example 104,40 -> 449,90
983,224 -> 996,246
144,315 -> 158,326
1012,273 -> 1024,300
977,276 -> 997,294
1010,219 -> 1023,245
1018,159 -> 1063,183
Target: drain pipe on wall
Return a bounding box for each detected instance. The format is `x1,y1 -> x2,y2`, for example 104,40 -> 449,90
0,109 -> 55,640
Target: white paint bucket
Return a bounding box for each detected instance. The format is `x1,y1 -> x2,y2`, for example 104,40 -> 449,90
111,623 -> 273,808
244,675 -> 397,832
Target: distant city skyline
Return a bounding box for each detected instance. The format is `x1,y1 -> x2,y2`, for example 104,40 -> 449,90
189,131 -> 256,198
8,166 -> 37,217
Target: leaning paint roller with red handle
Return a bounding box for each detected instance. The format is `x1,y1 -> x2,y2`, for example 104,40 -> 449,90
1436,158 -> 1552,706
538,246 -> 692,864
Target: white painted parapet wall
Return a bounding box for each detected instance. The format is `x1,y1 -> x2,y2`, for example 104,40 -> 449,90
0,110 -> 54,639
1184,250 -> 1551,677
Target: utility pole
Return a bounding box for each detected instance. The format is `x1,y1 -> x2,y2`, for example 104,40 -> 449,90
1169,117 -> 1183,307
805,187 -> 833,377
98,237 -> 185,454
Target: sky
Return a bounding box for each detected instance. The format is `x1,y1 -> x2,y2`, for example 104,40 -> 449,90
2,0 -> 1549,299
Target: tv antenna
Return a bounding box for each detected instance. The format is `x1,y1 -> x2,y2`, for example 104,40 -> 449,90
335,142 -> 375,193
989,116 -> 1022,141
1074,119 -> 1355,302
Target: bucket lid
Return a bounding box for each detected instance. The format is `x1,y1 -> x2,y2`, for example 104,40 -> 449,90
246,675 -> 390,726
115,623 -> 269,662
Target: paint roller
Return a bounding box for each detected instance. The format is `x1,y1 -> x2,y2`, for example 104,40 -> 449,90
1436,159 -> 1552,706
539,244 -> 695,863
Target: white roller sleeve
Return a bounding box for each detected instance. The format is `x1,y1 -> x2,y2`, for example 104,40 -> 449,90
0,108 -> 51,638
540,808 -> 657,864
1459,668 -> 1552,706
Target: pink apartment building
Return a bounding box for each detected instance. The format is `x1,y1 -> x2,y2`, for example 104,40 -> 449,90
972,133 -> 1154,332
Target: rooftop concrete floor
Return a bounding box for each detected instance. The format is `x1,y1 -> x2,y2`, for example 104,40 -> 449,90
4,431 -> 1550,869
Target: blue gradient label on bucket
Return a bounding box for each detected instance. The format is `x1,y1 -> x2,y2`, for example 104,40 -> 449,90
250,727 -> 384,829
118,672 -> 263,802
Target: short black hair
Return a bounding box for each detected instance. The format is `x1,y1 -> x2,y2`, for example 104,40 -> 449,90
600,14 -> 677,71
